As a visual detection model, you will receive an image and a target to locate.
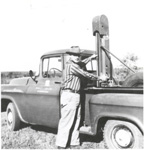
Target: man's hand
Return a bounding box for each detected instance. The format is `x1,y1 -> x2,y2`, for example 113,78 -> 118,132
81,54 -> 97,65
98,74 -> 109,81
91,74 -> 98,80
90,54 -> 97,59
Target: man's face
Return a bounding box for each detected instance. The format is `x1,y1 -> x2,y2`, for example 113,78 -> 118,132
66,55 -> 81,63
70,55 -> 80,63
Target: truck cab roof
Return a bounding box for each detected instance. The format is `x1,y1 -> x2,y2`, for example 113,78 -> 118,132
41,48 -> 95,58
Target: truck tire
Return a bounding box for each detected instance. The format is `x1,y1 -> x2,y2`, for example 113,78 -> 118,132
122,72 -> 143,87
103,120 -> 143,149
6,103 -> 21,131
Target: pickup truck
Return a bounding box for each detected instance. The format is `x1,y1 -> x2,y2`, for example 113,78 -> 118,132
1,15 -> 143,149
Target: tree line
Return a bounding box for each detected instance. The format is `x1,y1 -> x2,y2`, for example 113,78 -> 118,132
1,72 -> 29,84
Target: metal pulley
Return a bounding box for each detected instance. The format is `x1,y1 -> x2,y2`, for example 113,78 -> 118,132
92,15 -> 109,37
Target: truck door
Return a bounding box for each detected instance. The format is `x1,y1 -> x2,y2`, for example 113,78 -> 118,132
25,55 -> 62,128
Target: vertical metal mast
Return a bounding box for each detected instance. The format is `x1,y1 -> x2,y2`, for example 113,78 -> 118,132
92,15 -> 110,85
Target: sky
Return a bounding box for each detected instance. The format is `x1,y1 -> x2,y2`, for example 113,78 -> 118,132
0,0 -> 144,72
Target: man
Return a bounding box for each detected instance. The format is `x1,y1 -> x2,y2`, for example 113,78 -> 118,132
56,53 -> 97,149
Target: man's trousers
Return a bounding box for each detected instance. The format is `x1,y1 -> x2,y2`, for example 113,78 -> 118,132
56,91 -> 81,147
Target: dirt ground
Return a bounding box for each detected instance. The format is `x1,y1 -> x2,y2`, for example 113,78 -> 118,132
1,112 -> 105,149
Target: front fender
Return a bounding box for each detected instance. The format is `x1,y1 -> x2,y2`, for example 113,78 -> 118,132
1,95 -> 28,124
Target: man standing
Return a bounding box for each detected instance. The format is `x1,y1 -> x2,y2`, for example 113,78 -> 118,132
56,54 -> 97,149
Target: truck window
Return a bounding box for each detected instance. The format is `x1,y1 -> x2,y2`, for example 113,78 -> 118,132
64,54 -> 97,72
86,59 -> 97,71
42,56 -> 62,78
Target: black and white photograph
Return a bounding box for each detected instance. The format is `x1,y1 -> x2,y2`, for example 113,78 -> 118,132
0,0 -> 143,149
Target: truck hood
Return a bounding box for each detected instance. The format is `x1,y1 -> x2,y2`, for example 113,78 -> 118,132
9,77 -> 30,85
1,77 -> 30,93
2,77 -> 30,86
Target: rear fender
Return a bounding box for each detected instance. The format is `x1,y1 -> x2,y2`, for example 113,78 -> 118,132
92,113 -> 144,135
89,93 -> 143,135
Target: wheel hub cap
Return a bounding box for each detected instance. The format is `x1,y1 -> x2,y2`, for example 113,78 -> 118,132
113,127 -> 133,148
8,111 -> 13,124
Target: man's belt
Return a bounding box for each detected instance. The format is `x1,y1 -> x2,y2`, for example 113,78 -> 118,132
62,89 -> 80,94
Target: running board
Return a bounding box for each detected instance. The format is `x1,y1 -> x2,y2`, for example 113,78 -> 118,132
79,126 -> 94,135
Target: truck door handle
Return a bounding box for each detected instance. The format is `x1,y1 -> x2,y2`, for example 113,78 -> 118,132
55,82 -> 61,84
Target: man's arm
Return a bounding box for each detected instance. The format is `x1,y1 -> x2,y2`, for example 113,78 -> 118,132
81,54 -> 97,64
71,64 -> 97,80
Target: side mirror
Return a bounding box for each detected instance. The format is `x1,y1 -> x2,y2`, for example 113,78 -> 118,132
29,70 -> 38,83
29,70 -> 34,77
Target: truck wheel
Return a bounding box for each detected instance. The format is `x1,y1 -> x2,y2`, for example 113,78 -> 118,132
122,72 -> 143,87
6,103 -> 21,131
103,120 -> 143,149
